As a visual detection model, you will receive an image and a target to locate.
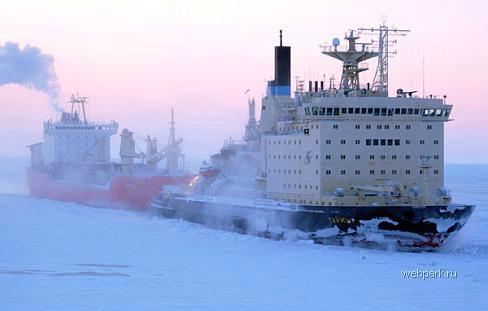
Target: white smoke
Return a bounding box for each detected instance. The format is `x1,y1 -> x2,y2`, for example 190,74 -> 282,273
0,42 -> 63,112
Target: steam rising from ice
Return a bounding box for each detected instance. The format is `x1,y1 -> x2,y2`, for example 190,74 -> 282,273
0,42 -> 62,111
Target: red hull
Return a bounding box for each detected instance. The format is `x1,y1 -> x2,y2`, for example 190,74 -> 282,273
26,168 -> 193,211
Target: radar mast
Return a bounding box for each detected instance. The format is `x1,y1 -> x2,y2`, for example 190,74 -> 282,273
322,30 -> 378,92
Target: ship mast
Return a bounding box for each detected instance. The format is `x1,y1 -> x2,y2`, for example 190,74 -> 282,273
358,23 -> 410,96
168,108 -> 176,146
69,94 -> 89,124
166,108 -> 184,174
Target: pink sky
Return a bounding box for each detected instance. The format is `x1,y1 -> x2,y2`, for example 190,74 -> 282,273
0,0 -> 487,164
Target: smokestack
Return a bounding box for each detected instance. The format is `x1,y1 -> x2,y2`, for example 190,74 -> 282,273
267,30 -> 291,96
0,42 -> 62,112
309,81 -> 313,92
320,81 -> 324,91
314,81 -> 318,92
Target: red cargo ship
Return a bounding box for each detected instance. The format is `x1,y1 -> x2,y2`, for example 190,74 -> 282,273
27,95 -> 193,210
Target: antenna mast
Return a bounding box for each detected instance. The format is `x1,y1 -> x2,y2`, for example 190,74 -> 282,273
358,23 -> 409,96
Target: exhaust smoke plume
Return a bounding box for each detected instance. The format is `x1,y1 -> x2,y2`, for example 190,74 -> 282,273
0,42 -> 62,111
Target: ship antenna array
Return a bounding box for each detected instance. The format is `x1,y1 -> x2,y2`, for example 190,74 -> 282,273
357,24 -> 410,97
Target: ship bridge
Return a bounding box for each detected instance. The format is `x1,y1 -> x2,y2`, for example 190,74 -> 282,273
297,96 -> 451,121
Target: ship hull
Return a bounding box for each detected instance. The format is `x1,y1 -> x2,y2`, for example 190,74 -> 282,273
27,167 -> 193,210
152,195 -> 474,248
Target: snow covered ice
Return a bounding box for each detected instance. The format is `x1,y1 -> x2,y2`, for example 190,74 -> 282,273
1,160 -> 487,310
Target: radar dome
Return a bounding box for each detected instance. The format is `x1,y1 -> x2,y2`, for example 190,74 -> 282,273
332,37 -> 340,47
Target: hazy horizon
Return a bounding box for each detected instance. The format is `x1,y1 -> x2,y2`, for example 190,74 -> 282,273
1,0 -> 486,164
